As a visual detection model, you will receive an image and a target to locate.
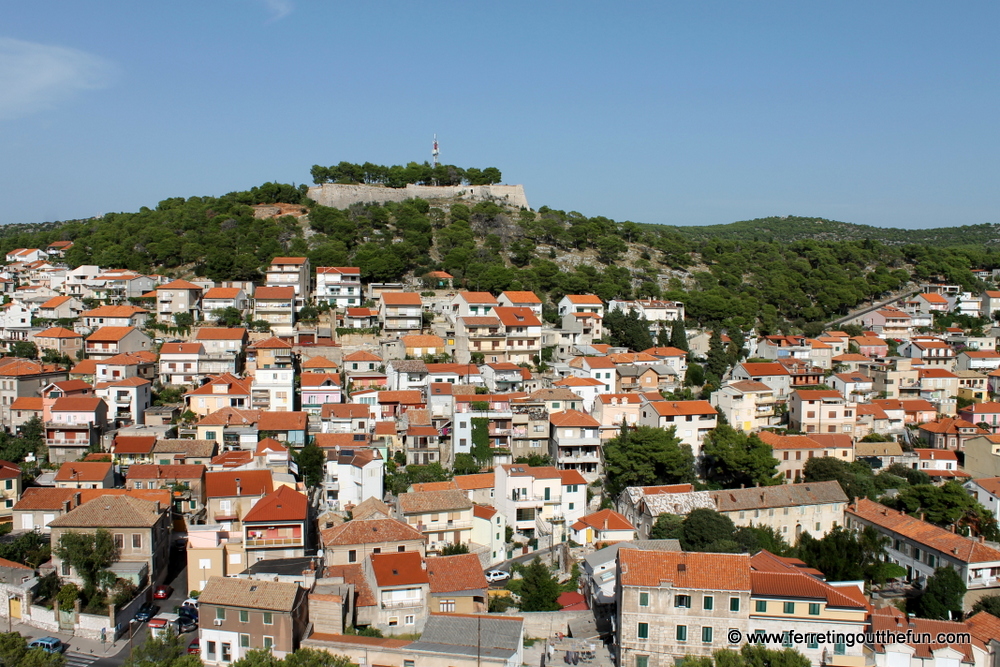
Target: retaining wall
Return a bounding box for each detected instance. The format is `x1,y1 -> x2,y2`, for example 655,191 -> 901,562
307,183 -> 530,211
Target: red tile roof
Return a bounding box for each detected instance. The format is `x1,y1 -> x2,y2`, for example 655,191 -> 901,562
51,396 -> 104,412
380,292 -> 422,305
738,362 -> 790,376
195,327 -> 248,340
159,279 -> 202,290
202,287 -> 243,299
86,326 -> 137,342
269,256 -> 307,265
571,509 -> 634,532
112,435 -> 157,454
34,326 -> 82,339
257,411 -> 308,431
501,291 -> 541,304
242,485 -> 307,523
254,286 -> 295,300
370,551 -> 429,586
54,462 -> 111,482
549,409 -> 600,428
426,554 -> 487,593
619,549 -> 751,590
321,516 -> 424,547
565,294 -> 602,304
10,397 -> 42,411
205,470 -> 273,498
125,464 -> 205,480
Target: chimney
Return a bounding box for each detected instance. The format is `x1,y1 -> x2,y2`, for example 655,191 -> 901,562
980,536 -> 985,544
61,500 -> 70,513
951,524 -> 956,533
236,477 -> 242,496
74,492 -> 81,507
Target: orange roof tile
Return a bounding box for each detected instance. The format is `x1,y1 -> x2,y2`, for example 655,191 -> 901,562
454,473 -> 493,490
242,485 -> 307,523
426,554 -> 488,593
55,462 -> 111,482
257,411 -> 308,431
254,286 -> 295,300
370,552 -> 428,586
195,327 -> 248,340
205,470 -> 273,498
549,409 -> 600,428
112,435 -> 157,454
10,397 -> 42,411
34,326 -> 82,339
125,464 -> 205,480
493,307 -> 542,327
269,256 -> 307,265
501,291 -> 541,304
81,305 -> 148,318
380,292 -> 422,305
51,396 -> 104,412
565,294 -> 602,304
321,515 -> 423,547
619,549 -> 751,590
202,287 -> 242,299
571,509 -> 634,532
86,326 -> 137,342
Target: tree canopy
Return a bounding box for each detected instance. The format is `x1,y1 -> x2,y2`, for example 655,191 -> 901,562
700,425 -> 781,489
603,425 -> 696,498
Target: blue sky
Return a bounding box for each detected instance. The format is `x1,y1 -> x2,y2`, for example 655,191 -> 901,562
1,1 -> 997,229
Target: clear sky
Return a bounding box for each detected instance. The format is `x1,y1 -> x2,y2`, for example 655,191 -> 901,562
2,1 -> 997,230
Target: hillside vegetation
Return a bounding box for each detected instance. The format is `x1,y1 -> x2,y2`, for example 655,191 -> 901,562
3,179 -> 998,335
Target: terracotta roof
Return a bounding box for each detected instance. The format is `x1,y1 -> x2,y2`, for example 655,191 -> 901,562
112,435 -> 157,454
0,359 -> 47,377
619,549 -> 751,590
401,334 -> 445,348
48,494 -> 165,528
321,515 -> 424,547
345,308 -> 375,317
257,411 -> 308,431
456,291 -> 498,304
493,307 -> 542,327
204,470 -> 273,498
427,554 -> 488,593
454,473 -> 493,490
300,373 -> 341,388
10,397 -> 42,411
185,375 -> 251,397
757,430 -> 824,451
202,287 -> 243,299
317,266 -> 360,275
647,400 -> 716,417
374,421 -> 397,436
848,498 -> 1000,563
641,346 -> 687,357
379,390 -> 423,405
254,286 -> 295,300
242,485 -> 307,523
559,469 -> 588,486
321,404 -> 369,419
832,353 -> 869,362
40,295 -> 71,309
255,438 -> 288,455
343,350 -> 383,362
153,439 -> 217,458
34,326 -> 82,339
0,460 -> 20,480
596,393 -> 643,404
249,336 -> 294,350
411,481 -> 457,492
97,376 -> 151,389
966,611 -> 1000,647
572,509 -> 634,532
971,477 -> 1000,497
549,409 -> 600,428
54,462 -> 112,482
158,279 -> 202,290
961,401 -> 1000,414
870,606 -> 977,661
125,464 -> 204,480
473,504 -> 497,520
501,291 -> 541,304
738,362 -> 789,376
380,292 -> 422,305
303,356 -> 338,369
210,450 -> 253,468
750,570 -> 867,609
195,327 -> 248,340
639,484 -> 696,495
398,489 -> 473,514
553,376 -> 605,387
51,396 -> 104,412
370,552 -> 430,589
86,326 -> 137,342
199,576 -> 301,611
323,564 -> 376,607
160,342 -> 202,355
13,487 -> 76,510
919,418 -> 986,435
565,294 -> 602,305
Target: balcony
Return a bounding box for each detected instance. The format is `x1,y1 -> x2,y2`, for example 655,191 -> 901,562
46,438 -> 90,447
244,536 -> 304,548
381,598 -> 424,610
416,520 -> 473,532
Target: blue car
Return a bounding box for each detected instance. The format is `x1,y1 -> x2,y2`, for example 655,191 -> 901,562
28,637 -> 66,654
134,602 -> 159,622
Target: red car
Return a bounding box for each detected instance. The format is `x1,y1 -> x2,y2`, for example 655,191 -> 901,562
187,639 -> 200,655
153,585 -> 173,600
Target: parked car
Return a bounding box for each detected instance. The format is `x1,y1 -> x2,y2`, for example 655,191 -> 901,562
174,615 -> 198,633
154,585 -> 173,599
182,597 -> 199,609
134,602 -> 159,622
485,569 -> 510,583
176,605 -> 198,621
27,637 -> 65,654
187,638 -> 200,655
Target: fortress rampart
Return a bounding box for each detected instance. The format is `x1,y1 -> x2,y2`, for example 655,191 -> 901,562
306,183 -> 530,210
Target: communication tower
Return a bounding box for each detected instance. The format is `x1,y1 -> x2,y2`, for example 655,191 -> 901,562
432,134 -> 439,168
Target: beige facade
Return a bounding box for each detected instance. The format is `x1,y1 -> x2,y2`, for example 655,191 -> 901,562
187,528 -> 246,593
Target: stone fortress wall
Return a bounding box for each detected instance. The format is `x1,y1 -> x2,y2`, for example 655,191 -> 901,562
306,182 -> 530,210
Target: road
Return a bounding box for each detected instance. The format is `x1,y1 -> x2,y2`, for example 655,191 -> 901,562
825,286 -> 919,327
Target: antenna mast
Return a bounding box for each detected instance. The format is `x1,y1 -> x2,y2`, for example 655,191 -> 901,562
432,134 -> 439,168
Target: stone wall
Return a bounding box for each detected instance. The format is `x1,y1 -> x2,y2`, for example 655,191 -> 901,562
307,183 -> 530,211
503,610 -> 591,639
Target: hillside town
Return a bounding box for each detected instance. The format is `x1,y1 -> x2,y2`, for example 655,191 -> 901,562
1,247 -> 1000,667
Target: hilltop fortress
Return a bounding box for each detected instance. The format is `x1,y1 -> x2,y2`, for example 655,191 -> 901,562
306,182 -> 530,210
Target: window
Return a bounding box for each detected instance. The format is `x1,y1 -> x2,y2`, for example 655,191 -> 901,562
782,632 -> 792,648
405,614 -> 415,625
783,602 -> 795,614
808,603 -> 820,615
398,546 -> 405,552
755,600 -> 767,613
675,625 -> 687,641
205,431 -> 217,440
729,597 -> 740,612
4,480 -> 11,490
132,534 -> 141,549
807,637 -> 819,650
404,661 -> 415,667
216,608 -> 226,620
61,561 -> 71,576
114,534 -> 124,549
389,617 -> 399,627
639,591 -> 649,607
239,610 -> 249,623
348,550 -> 357,563
207,641 -> 216,659
263,612 -> 273,625
675,595 -> 691,608
240,634 -> 250,648
703,595 -> 714,610
701,627 -> 713,643
222,643 -> 232,662
636,657 -> 649,667
637,623 -> 649,640
440,600 -> 456,612
834,643 -> 846,656
754,630 -> 766,644
263,636 -> 273,649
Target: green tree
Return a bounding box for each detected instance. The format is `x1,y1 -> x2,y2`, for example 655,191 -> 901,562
452,453 -> 481,476
803,457 -> 877,500
796,525 -> 903,585
9,341 -> 37,359
971,594 -> 1000,617
881,481 -> 1000,540
440,543 -> 470,555
470,417 -> 493,466
285,649 -> 356,667
649,513 -> 684,540
53,528 -> 120,597
670,319 -> 689,351
231,649 -> 282,667
517,557 -> 561,611
212,307 -> 244,327
680,509 -> 739,552
0,631 -> 66,667
700,425 -> 781,489
123,628 -> 202,667
603,425 -> 696,498
294,441 -> 325,488
173,312 -> 194,329
914,565 -> 966,621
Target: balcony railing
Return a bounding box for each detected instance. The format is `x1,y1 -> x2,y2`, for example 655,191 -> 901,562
244,537 -> 303,548
381,598 -> 423,609
416,520 -> 472,532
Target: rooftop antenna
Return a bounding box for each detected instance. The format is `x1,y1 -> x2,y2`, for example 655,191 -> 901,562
432,134 -> 439,168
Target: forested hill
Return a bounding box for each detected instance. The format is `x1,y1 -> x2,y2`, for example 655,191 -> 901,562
1,179 -> 998,335
658,216 -> 1000,247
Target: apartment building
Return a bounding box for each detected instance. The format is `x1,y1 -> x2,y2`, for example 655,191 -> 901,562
787,390 -> 855,435
315,266 -> 361,308
265,257 -> 311,306
379,292 -> 423,335
711,381 -> 776,432
494,464 -> 586,544
549,409 -> 603,480
638,400 -> 717,456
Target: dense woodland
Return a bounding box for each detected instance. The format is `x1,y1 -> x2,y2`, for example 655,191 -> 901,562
3,178 -> 999,335
309,160 -> 502,187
